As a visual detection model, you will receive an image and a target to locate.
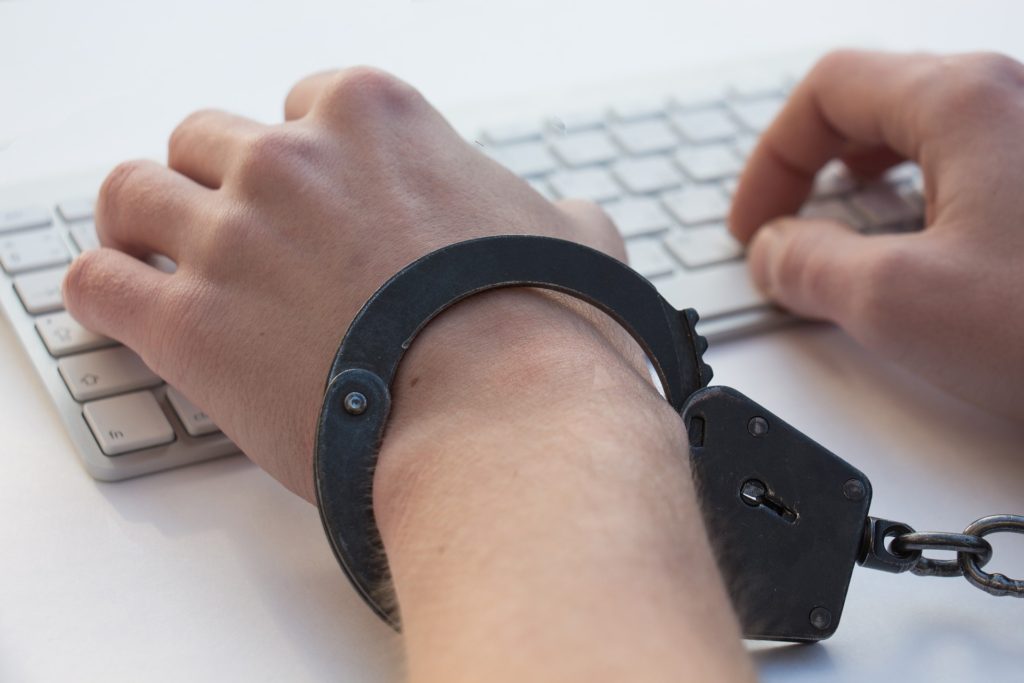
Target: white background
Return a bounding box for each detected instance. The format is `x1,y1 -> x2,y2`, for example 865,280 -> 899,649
1,1 -> 1023,681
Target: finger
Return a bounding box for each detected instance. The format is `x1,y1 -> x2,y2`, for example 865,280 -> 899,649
284,70 -> 339,120
730,50 -> 939,243
168,109 -> 266,188
746,217 -> 919,339
62,248 -> 171,355
839,145 -> 906,180
96,159 -> 212,261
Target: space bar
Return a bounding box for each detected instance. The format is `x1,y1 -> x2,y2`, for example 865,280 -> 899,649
653,261 -> 768,319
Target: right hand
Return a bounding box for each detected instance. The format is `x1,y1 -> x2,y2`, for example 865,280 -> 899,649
730,50 -> 1024,420
63,67 -> 632,504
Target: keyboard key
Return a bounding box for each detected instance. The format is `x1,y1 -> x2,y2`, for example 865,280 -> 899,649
83,391 -> 175,456
664,225 -> 744,269
728,74 -> 785,100
849,184 -> 920,230
481,121 -> 543,145
610,99 -> 668,122
612,156 -> 682,194
0,229 -> 70,274
673,84 -> 728,110
488,141 -> 557,177
548,168 -> 621,203
728,96 -> 784,133
733,133 -> 759,159
800,198 -> 867,230
886,162 -> 923,189
612,119 -> 679,155
548,111 -> 605,134
69,221 -> 100,251
167,385 -> 219,437
662,185 -> 729,226
0,206 -> 51,234
58,346 -> 162,401
675,144 -> 743,181
896,183 -> 926,216
550,130 -> 619,167
656,260 -> 768,320
35,311 -> 113,357
625,238 -> 676,278
671,107 -> 740,144
813,160 -> 857,198
13,266 -> 66,314
57,198 -> 95,223
604,198 -> 674,237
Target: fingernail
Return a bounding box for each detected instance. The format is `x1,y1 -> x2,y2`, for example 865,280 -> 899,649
748,223 -> 783,299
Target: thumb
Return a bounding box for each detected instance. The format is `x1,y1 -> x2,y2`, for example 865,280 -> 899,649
747,216 -> 915,335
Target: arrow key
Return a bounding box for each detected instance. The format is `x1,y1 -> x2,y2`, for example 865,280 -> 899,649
58,346 -> 161,401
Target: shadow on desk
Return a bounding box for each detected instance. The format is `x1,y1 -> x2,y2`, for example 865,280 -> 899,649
94,455 -> 402,681
752,641 -> 834,678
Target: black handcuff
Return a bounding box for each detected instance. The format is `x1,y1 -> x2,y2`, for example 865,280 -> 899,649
314,235 -> 1023,643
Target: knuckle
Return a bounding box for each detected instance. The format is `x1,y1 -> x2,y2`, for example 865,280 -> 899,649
317,66 -> 423,118
97,160 -> 148,225
203,205 -> 250,255
235,128 -> 320,184
168,108 -> 219,157
928,52 -> 1024,118
810,48 -> 863,81
960,51 -> 1024,86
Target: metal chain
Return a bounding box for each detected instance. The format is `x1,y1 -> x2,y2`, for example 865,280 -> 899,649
858,514 -> 1024,597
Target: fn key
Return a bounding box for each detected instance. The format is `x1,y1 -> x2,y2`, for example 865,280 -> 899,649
83,391 -> 175,456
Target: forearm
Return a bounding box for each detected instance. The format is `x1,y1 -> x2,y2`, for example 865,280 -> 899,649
374,291 -> 755,683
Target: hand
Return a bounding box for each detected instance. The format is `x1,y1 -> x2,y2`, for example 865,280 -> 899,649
63,69 -> 754,681
730,50 -> 1024,419
62,67 -> 629,503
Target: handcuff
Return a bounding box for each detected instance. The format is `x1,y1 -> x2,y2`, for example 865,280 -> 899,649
314,235 -> 1023,642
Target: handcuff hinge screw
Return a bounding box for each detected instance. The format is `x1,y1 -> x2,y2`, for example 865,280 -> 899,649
343,391 -> 368,416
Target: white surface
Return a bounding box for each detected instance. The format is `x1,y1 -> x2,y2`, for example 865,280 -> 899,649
2,1 -> 1023,681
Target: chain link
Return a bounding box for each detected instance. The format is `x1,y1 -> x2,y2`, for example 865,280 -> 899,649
891,531 -> 992,578
959,515 -> 1024,597
860,514 -> 1024,597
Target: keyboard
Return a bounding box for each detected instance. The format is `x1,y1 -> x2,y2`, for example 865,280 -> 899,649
0,62 -> 924,482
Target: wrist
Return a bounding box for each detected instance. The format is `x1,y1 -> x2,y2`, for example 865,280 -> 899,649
371,286 -> 679,542
361,288 -> 748,682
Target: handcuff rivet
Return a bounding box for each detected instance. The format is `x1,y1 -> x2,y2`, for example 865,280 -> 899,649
843,478 -> 866,501
343,391 -> 368,416
809,606 -> 832,631
747,416 -> 769,437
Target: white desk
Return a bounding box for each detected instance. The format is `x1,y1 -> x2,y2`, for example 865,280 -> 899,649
2,1 -> 1022,680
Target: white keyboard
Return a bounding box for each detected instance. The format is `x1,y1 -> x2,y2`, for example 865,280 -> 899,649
0,64 -> 924,482
0,191 -> 238,481
477,70 -> 924,341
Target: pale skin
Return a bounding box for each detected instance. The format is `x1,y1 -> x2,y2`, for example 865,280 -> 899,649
62,50 -> 1023,681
